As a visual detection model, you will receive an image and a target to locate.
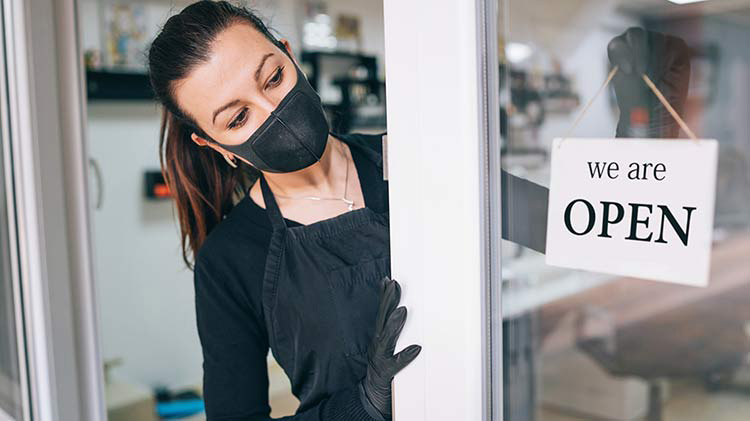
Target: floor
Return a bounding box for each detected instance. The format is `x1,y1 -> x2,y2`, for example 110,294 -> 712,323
174,379 -> 750,420
173,373 -> 750,420
540,378 -> 750,421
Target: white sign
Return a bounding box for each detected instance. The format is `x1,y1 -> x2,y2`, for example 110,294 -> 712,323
545,138 -> 718,287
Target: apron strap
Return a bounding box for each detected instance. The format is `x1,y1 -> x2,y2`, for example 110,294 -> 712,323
259,175 -> 288,230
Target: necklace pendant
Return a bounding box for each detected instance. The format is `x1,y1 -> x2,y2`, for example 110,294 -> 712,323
342,197 -> 354,211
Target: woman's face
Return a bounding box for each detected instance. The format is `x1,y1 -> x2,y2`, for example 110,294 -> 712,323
173,23 -> 298,148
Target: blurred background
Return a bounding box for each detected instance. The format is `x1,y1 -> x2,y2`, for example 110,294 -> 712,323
498,1 -> 750,420
79,0 -> 386,419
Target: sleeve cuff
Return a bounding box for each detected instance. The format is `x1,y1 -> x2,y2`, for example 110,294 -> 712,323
357,382 -> 388,421
322,382 -> 387,421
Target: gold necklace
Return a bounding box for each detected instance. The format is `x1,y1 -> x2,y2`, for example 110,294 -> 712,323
270,140 -> 355,211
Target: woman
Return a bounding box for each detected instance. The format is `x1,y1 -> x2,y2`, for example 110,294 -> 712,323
147,1 -> 419,420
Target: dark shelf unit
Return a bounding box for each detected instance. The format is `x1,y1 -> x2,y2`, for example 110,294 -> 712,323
86,70 -> 154,101
300,50 -> 378,91
85,52 -> 388,134
300,51 -> 385,133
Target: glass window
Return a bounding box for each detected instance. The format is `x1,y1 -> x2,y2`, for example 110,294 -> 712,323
497,1 -> 750,419
0,93 -> 23,420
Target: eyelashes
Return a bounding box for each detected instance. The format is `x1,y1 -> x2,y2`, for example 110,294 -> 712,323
228,108 -> 248,129
267,66 -> 284,88
227,65 -> 285,130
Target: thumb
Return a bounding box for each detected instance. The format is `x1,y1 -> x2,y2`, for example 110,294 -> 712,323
392,344 -> 422,374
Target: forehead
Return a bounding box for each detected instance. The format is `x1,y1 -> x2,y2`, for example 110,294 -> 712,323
173,22 -> 278,123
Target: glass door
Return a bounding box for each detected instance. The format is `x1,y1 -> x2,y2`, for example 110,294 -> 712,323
0,123 -> 27,421
497,1 -> 750,420
0,0 -> 29,417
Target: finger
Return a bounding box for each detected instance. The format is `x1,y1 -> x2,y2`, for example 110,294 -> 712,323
374,278 -> 399,336
372,279 -> 391,342
374,277 -> 390,324
607,33 -> 634,74
391,278 -> 402,303
666,35 -> 690,71
384,278 -> 400,316
660,35 -> 691,96
378,276 -> 389,301
608,28 -> 644,74
382,306 -> 408,355
392,344 -> 422,373
624,27 -> 648,75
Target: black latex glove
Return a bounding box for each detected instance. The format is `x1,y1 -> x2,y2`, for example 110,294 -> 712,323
607,27 -> 691,138
358,277 -> 422,420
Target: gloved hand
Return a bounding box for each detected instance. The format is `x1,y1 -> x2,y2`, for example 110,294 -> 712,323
607,27 -> 691,138
358,277 -> 422,420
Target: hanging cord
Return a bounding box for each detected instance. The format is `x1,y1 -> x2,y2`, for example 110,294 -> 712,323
561,65 -> 697,142
641,74 -> 697,140
563,65 -> 620,140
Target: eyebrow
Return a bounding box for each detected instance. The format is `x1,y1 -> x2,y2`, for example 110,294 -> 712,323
211,52 -> 275,126
254,52 -> 274,82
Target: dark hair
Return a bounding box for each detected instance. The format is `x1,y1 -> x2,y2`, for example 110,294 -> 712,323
148,0 -> 286,269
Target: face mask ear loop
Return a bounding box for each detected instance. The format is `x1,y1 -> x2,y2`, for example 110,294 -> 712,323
223,153 -> 238,168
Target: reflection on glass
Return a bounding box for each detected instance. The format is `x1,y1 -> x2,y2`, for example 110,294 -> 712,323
0,114 -> 21,418
499,0 -> 750,420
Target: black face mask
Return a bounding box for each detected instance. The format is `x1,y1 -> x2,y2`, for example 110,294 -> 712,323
206,62 -> 330,173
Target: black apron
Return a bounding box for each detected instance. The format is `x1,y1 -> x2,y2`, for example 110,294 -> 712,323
259,135 -> 391,413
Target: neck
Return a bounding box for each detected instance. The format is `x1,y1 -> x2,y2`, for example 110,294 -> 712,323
261,134 -> 348,197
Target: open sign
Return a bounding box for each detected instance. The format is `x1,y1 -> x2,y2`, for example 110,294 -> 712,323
545,138 -> 718,286
563,199 -> 694,245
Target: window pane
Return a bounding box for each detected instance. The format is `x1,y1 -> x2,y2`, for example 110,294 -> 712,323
498,1 -> 750,420
0,100 -> 22,420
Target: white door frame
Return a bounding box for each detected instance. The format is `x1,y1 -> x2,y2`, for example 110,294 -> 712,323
384,0 -> 501,419
2,0 -> 106,419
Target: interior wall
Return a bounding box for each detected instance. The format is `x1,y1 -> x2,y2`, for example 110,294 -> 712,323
86,102 -> 201,389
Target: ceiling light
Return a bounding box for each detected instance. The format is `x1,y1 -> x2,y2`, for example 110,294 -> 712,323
667,0 -> 708,4
506,42 -> 533,63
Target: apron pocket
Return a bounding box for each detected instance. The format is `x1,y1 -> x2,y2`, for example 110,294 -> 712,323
325,256 -> 390,357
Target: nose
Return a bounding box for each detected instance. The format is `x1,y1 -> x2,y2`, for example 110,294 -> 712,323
254,94 -> 279,120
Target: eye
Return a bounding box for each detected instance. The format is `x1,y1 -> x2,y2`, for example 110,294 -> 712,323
228,107 -> 248,129
266,66 -> 284,89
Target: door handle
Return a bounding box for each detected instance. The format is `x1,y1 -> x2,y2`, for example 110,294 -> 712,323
89,157 -> 103,210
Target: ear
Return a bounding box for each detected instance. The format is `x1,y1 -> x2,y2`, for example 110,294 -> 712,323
190,132 -> 209,147
279,38 -> 298,65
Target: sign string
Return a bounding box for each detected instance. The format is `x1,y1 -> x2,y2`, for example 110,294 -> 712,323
641,74 -> 697,140
563,65 -> 620,140
561,65 -> 698,143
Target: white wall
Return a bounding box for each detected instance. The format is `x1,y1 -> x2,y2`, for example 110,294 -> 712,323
87,102 -> 202,389
82,0 -> 385,391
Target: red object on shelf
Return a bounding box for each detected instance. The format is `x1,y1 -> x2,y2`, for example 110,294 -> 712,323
153,183 -> 171,198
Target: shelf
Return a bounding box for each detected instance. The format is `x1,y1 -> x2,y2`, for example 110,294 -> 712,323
86,70 -> 154,101
331,76 -> 385,86
300,50 -> 376,61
